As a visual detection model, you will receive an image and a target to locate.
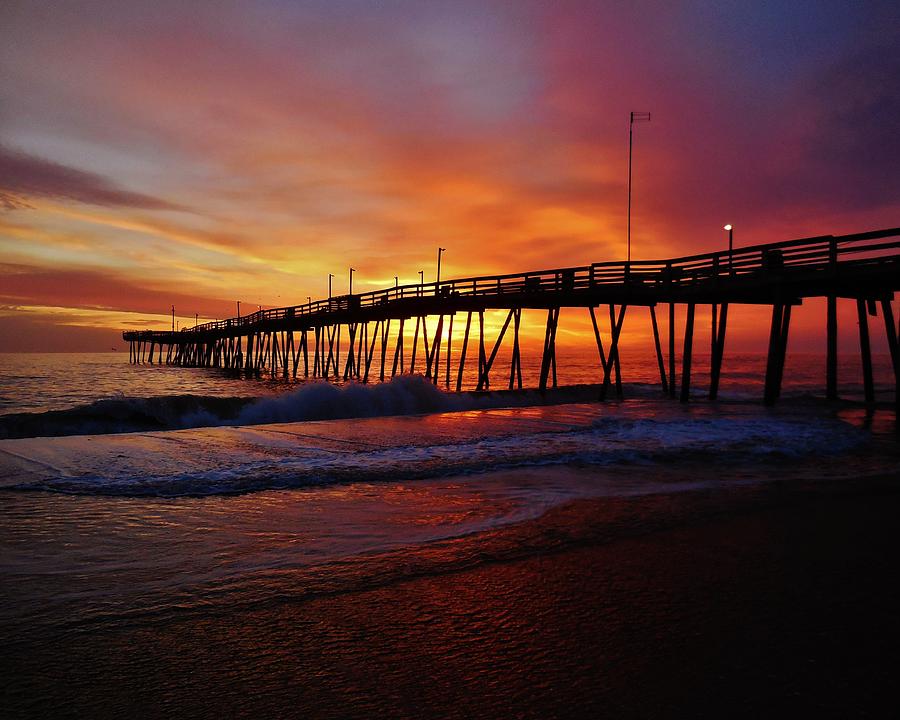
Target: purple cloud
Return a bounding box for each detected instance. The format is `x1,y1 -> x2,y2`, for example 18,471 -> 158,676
0,145 -> 180,211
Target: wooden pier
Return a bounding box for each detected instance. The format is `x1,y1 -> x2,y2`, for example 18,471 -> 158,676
124,228 -> 900,406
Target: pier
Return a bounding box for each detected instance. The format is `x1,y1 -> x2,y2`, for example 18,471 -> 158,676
124,228 -> 900,406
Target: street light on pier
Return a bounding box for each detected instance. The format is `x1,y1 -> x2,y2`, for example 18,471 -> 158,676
195,313 -> 198,328
349,267 -> 355,295
236,301 -> 241,317
171,305 -> 175,332
724,224 -> 734,274
328,273 -> 334,299
418,270 -> 424,296
437,247 -> 446,285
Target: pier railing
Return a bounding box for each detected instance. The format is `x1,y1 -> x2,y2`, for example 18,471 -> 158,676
123,227 -> 899,406
165,228 -> 899,336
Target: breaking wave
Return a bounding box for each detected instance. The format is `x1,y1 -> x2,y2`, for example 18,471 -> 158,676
0,376 -> 604,439
6,412 -> 868,497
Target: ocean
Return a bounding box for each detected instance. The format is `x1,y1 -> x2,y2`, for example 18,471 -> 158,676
1,350 -> 898,718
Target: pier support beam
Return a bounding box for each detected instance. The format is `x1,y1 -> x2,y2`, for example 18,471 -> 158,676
508,309 -> 522,390
477,309 -> 513,391
764,303 -> 792,405
668,302 -> 677,397
600,304 -> 627,401
649,305 -> 668,393
609,305 -> 622,396
881,298 -> 899,411
857,299 -> 874,404
457,312 -> 472,392
380,319 -> 390,381
709,303 -> 728,401
680,303 -> 696,403
540,308 -> 561,393
826,295 -> 838,400
444,314 -> 453,389
391,318 -> 405,377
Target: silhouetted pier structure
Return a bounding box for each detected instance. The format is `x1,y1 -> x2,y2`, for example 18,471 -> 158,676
124,228 -> 900,406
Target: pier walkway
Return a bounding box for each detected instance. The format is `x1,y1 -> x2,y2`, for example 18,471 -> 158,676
124,228 -> 900,405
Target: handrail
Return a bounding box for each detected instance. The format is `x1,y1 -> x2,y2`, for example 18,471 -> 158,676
127,228 -> 900,338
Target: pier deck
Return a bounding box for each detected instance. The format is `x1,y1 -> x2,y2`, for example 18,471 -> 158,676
123,228 -> 900,405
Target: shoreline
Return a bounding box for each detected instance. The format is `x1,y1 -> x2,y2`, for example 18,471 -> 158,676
5,470 -> 900,718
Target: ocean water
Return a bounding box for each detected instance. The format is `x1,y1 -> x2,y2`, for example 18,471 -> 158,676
1,350 -> 898,717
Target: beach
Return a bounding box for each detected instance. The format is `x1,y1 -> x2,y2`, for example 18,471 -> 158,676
4,469 -> 899,719
1,353 -> 898,718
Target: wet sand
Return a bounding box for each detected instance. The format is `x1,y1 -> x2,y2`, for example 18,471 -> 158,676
5,474 -> 899,719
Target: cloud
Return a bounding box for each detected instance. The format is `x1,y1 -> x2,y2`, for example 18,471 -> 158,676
0,263 -> 234,318
0,144 -> 180,211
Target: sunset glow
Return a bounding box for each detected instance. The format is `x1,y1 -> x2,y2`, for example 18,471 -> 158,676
2,1 -> 897,351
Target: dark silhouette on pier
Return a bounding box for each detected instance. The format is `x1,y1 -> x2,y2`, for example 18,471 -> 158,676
124,228 -> 900,406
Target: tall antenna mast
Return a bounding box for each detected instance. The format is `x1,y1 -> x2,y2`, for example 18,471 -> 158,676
627,111 -> 651,263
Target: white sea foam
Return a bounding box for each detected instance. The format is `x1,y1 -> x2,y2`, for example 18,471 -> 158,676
2,404 -> 868,497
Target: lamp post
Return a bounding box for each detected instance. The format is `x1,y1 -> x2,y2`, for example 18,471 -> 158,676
236,301 -> 241,317
171,305 -> 175,332
349,267 -> 355,295
195,313 -> 198,328
307,296 -> 312,306
437,247 -> 446,285
627,111 -> 651,263
724,224 -> 734,274
328,273 -> 334,299
418,270 -> 424,296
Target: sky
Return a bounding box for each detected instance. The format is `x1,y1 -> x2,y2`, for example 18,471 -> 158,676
1,0 -> 898,352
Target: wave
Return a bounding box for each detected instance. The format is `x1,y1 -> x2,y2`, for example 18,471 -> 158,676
0,376 -> 608,439
7,411 -> 869,497
0,393 -> 254,439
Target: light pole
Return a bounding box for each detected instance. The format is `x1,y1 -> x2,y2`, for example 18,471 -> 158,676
627,111 -> 651,263
195,313 -> 198,328
171,305 -> 175,332
724,224 -> 734,274
349,267 -> 355,295
437,247 -> 446,285
328,273 -> 334,299
418,270 -> 424,295
236,301 -> 241,317
307,296 -> 312,306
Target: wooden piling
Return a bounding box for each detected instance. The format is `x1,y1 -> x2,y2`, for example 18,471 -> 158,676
457,311 -> 472,392
477,312 -> 486,390
609,305 -> 622,396
649,305 -> 668,393
881,298 -> 899,410
410,317 -> 420,374
679,303 -> 695,403
445,314 -> 453,389
587,306 -> 605,391
380,319 -> 390,381
478,308 -> 513,391
857,299 -> 874,404
709,303 -> 728,401
826,295 -> 838,400
601,305 -> 627,400
763,304 -> 792,405
539,308 -> 560,393
668,302 -> 677,397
